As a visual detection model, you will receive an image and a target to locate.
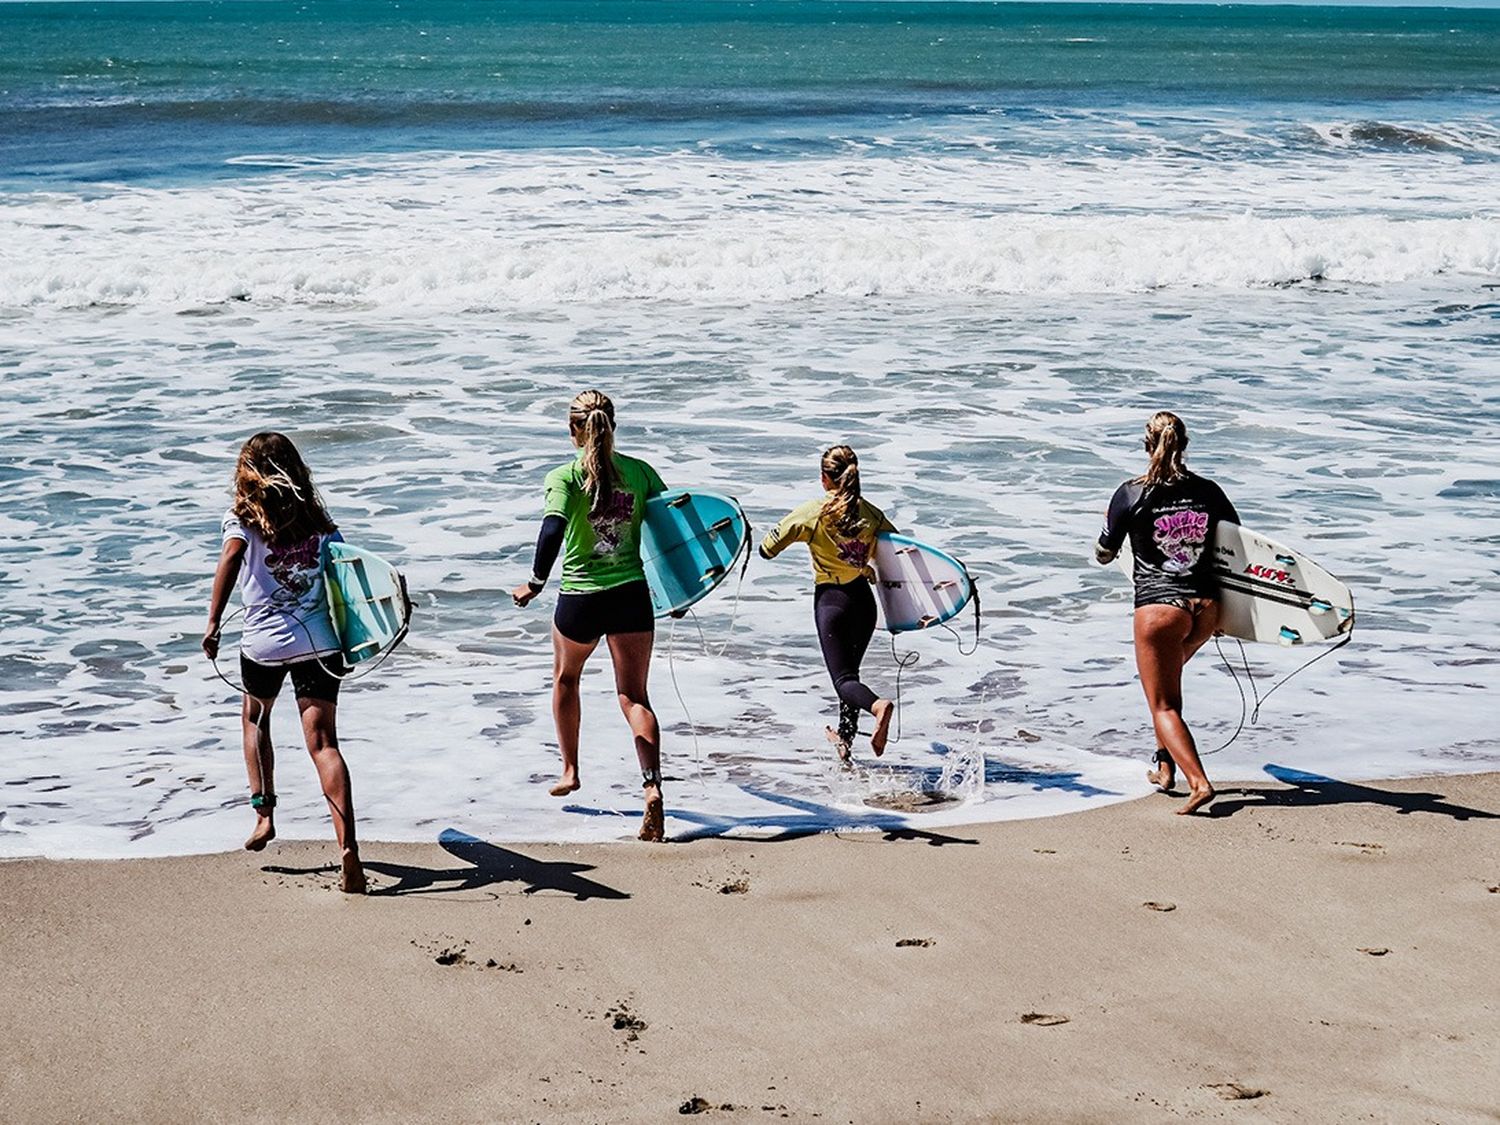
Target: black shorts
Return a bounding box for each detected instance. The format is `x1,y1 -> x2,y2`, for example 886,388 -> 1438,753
240,654 -> 347,703
554,580 -> 655,645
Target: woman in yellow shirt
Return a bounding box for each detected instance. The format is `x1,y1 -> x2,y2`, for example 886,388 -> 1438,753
760,445 -> 897,760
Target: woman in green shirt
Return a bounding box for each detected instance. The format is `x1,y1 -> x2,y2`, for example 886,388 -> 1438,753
760,445 -> 898,761
512,390 -> 668,842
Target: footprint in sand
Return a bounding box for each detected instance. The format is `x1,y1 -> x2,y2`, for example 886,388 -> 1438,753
1143,901 -> 1176,912
605,1003 -> 647,1043
1357,947 -> 1391,957
896,937 -> 934,948
1207,1082 -> 1268,1101
1020,1012 -> 1069,1027
677,1097 -> 737,1115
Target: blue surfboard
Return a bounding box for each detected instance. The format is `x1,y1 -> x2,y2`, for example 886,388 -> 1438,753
323,541 -> 413,665
640,490 -> 750,617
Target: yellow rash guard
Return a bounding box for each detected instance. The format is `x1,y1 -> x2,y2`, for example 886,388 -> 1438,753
760,495 -> 896,585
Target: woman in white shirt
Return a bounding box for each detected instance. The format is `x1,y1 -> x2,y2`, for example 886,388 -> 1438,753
202,432 -> 364,894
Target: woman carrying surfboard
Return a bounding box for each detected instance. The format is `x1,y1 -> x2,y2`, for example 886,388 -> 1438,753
1095,411 -> 1239,816
760,445 -> 898,761
511,390 -> 669,843
201,432 -> 365,893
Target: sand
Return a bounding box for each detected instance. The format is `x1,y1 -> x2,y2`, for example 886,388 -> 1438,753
2,772 -> 1498,1124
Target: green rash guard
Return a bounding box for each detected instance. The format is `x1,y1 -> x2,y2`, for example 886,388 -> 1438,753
543,452 -> 666,593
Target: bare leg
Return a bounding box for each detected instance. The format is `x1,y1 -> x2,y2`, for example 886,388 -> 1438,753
298,697 -> 364,894
550,626 -> 600,795
1134,605 -> 1214,815
240,694 -> 277,851
606,630 -> 664,842
1150,600 -> 1222,793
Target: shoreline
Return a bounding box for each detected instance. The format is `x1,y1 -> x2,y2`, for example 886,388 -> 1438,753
4,771 -> 1498,1122
3,763 -> 1495,862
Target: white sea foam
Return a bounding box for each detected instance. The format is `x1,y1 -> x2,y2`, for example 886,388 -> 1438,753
1,148 -> 1496,310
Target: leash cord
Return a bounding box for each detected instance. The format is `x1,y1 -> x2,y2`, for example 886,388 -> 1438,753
1209,624 -> 1354,754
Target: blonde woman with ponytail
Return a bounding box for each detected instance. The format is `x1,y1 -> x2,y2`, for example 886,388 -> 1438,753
760,445 -> 898,760
202,432 -> 365,892
512,391 -> 670,842
1095,412 -> 1240,816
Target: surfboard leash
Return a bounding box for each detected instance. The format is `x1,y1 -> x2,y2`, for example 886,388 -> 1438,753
1209,624 -> 1355,754
664,613 -> 710,794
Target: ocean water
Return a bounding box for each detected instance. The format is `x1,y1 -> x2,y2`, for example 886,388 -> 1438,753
2,1 -> 1499,858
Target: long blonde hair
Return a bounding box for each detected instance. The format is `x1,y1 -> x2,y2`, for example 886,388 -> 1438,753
231,432 -> 335,547
1136,411 -> 1190,488
819,444 -> 863,536
569,390 -> 621,517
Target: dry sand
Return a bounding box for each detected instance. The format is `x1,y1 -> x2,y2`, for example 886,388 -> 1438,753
3,772 -> 1498,1123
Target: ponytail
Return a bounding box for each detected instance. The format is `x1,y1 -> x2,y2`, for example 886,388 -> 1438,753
1136,410 -> 1189,488
819,444 -> 863,536
569,390 -> 621,517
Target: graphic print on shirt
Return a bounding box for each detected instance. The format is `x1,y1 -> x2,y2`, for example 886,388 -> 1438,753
265,536 -> 322,604
836,535 -> 871,569
1153,509 -> 1209,573
590,491 -> 637,558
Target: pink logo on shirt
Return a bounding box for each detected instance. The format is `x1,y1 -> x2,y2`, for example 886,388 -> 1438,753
1153,510 -> 1209,574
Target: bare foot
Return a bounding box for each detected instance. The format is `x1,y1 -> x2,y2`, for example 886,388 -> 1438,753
244,814 -> 275,852
1146,767 -> 1175,791
549,770 -> 580,798
340,849 -> 367,894
638,786 -> 665,843
870,699 -> 895,757
825,726 -> 853,765
1177,785 -> 1216,816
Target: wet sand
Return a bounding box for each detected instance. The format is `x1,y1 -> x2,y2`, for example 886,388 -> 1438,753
3,772 -> 1498,1123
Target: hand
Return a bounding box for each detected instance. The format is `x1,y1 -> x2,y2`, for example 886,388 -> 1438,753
669,608 -> 688,620
202,624 -> 221,660
512,583 -> 539,608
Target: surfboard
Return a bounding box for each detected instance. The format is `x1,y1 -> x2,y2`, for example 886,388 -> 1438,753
640,490 -> 750,617
323,541 -> 413,665
872,533 -> 976,634
1114,521 -> 1354,646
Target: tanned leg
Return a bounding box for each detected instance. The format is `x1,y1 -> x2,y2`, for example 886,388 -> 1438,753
241,694 -> 277,851
1134,605 -> 1215,815
1149,600 -> 1222,792
606,629 -> 664,842
550,626 -> 600,796
298,696 -> 364,894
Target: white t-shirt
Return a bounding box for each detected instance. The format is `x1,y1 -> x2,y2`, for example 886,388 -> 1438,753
221,510 -> 342,666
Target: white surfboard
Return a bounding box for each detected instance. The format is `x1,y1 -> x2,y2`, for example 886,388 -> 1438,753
1115,521 -> 1354,645
872,533 -> 975,634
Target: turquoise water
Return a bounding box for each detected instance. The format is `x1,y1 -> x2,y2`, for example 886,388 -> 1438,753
1,2 -> 1498,856
4,1 -> 1499,183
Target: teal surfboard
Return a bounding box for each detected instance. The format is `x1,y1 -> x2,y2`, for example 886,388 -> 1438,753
640,490 -> 750,617
323,541 -> 413,665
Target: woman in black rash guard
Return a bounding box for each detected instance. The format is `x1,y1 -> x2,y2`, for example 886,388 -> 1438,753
1095,411 -> 1239,816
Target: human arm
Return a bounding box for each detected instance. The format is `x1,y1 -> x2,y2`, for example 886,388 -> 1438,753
513,515 -> 566,607
203,537 -> 247,659
645,462 -> 667,499
1094,482 -> 1137,564
758,503 -> 813,561
1213,481 -> 1240,527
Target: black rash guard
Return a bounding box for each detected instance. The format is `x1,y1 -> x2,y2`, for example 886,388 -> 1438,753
1096,472 -> 1239,608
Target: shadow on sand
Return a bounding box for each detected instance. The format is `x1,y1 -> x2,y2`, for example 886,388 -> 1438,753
264,828 -> 630,900
1207,764 -> 1499,822
566,787 -> 978,845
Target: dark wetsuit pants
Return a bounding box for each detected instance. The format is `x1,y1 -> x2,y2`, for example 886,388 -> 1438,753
814,578 -> 879,743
